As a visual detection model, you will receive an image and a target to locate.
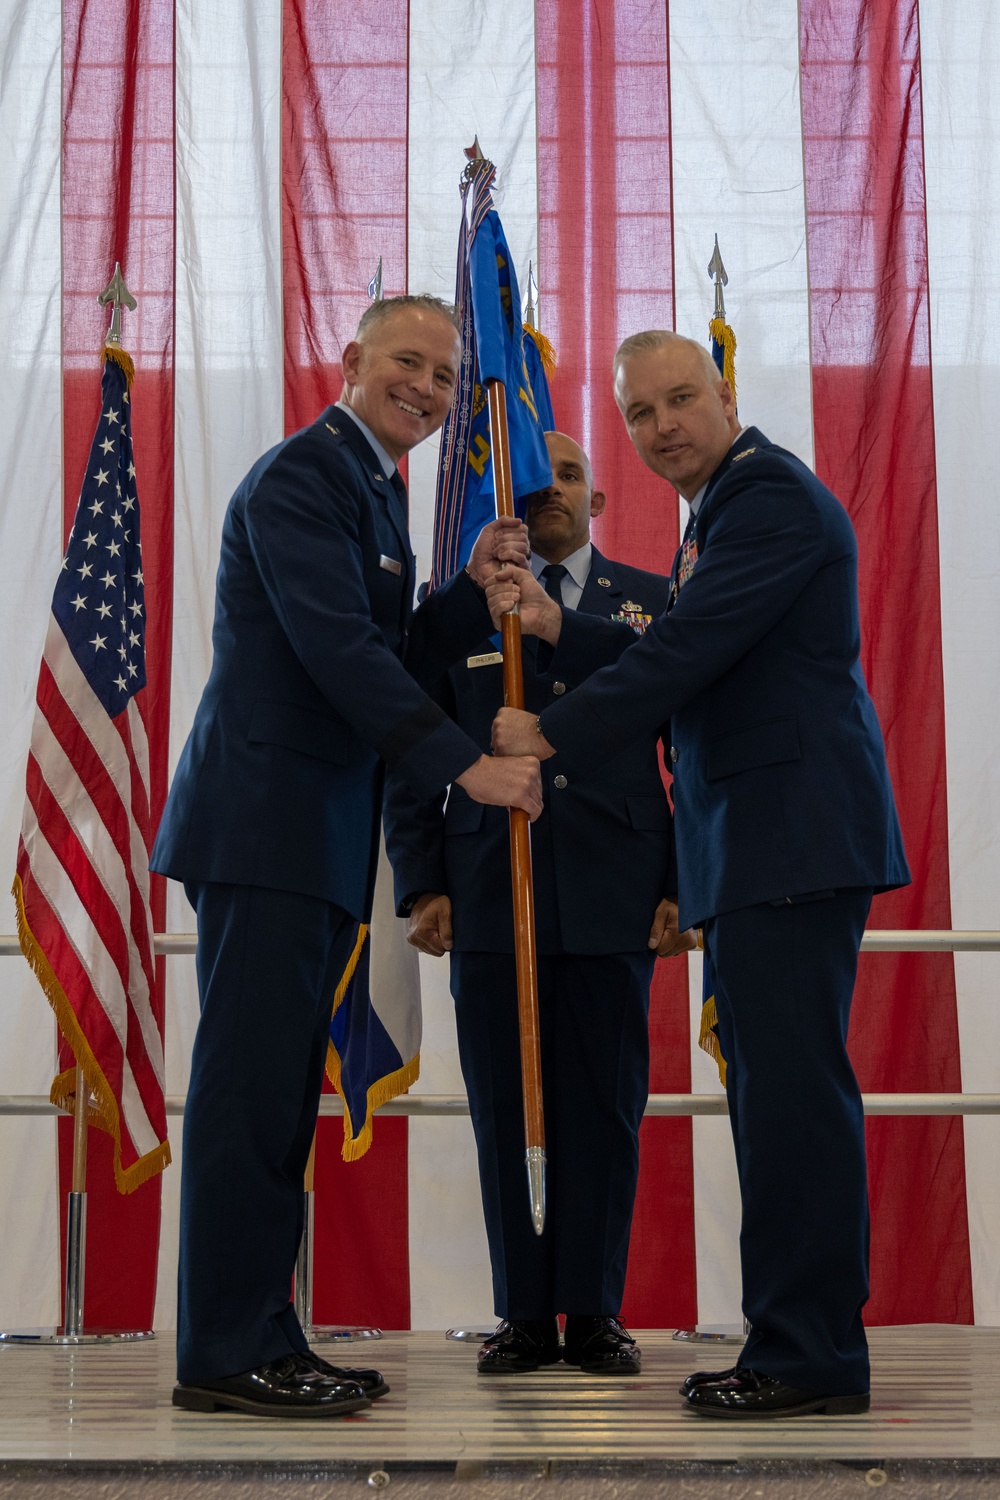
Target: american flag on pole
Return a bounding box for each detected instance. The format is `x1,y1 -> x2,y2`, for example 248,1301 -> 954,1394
12,347 -> 169,1194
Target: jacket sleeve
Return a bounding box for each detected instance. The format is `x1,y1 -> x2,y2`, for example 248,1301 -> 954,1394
383,666 -> 459,914
540,463 -> 834,779
405,569 -> 495,689
536,610 -> 640,678
245,441 -> 481,798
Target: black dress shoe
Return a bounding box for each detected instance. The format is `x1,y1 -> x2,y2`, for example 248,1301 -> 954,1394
563,1316 -> 641,1375
302,1348 -> 390,1399
477,1319 -> 560,1374
684,1367 -> 870,1419
679,1362 -> 740,1396
172,1351 -> 371,1417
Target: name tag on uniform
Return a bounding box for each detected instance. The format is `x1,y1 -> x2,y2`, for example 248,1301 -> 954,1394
379,554 -> 402,575
467,651 -> 503,668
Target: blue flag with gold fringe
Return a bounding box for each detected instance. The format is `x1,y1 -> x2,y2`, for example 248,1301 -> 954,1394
431,155 -> 553,589
325,845 -> 422,1161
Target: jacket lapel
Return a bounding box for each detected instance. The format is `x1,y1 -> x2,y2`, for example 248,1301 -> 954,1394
320,406 -> 414,593
577,548 -> 623,616
696,426 -> 769,535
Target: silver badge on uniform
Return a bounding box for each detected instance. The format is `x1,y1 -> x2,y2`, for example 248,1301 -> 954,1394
379,554 -> 402,575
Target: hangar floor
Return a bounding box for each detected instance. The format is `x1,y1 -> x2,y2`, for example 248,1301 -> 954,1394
0,1325 -> 997,1497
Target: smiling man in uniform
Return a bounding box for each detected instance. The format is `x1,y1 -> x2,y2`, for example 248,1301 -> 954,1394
152,295 -> 542,1419
490,332 -> 909,1418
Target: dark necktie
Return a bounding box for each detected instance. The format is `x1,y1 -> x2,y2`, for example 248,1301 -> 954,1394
389,468 -> 408,520
540,562 -> 569,606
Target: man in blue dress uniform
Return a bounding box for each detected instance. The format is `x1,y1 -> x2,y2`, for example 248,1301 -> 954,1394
490,333 -> 910,1419
151,295 -> 542,1417
385,430 -> 694,1378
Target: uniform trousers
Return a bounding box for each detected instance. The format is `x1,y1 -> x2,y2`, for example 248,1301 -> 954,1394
703,887 -> 873,1395
451,950 -> 654,1321
177,880 -> 357,1384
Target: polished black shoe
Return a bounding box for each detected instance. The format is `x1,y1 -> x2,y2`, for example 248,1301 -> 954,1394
172,1351 -> 371,1417
477,1319 -> 561,1374
679,1362 -> 740,1396
684,1367 -> 870,1419
303,1347 -> 390,1399
563,1316 -> 641,1375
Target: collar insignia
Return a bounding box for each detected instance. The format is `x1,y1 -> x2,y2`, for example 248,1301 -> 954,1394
732,445 -> 757,463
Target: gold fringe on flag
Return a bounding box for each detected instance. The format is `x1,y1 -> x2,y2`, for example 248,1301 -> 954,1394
523,323 -> 557,377
323,922 -> 420,1161
102,343 -> 135,388
11,874 -> 172,1193
709,317 -> 737,403
698,991 -> 728,1089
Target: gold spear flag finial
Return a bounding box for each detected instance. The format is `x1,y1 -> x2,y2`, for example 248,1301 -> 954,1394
707,235 -> 736,401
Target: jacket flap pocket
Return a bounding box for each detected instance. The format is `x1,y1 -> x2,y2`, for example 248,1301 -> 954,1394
625,793 -> 672,831
444,791 -> 485,835
706,717 -> 801,781
248,701 -> 350,765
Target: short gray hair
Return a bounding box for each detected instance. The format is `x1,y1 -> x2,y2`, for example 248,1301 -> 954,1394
613,330 -> 720,387
355,294 -> 461,342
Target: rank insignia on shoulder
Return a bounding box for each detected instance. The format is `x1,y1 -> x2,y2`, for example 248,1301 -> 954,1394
324,423 -> 340,437
732,445 -> 757,463
597,576 -> 612,588
611,600 -> 653,636
467,650 -> 503,668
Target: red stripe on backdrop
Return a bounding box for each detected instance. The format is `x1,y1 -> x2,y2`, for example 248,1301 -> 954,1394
282,1 -> 413,1328
800,0 -> 973,1322
60,0 -> 174,1331
536,0 -> 697,1327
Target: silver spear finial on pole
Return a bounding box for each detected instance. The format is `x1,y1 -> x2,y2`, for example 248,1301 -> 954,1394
523,261 -> 539,330
708,235 -> 728,323
98,263 -> 136,348
367,257 -> 383,302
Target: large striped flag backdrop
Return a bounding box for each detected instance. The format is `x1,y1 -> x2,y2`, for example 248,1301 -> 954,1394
1,0 -> 997,1334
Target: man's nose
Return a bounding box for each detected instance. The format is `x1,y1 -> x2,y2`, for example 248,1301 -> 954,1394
654,405 -> 676,434
410,364 -> 435,397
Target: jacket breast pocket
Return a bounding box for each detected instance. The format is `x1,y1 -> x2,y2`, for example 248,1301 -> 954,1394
705,717 -> 801,781
444,792 -> 485,835
248,701 -> 351,765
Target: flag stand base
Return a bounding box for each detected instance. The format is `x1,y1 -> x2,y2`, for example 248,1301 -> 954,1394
672,1322 -> 748,1346
445,1328 -> 496,1342
308,1325 -> 383,1342
0,1328 -> 154,1345
294,1184 -> 382,1344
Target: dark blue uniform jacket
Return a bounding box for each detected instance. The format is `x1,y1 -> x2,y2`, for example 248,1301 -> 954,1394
384,550 -> 676,955
151,410 -> 489,922
537,430 -> 911,931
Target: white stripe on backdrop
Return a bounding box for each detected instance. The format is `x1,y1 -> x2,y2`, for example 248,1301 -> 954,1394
1,0 -> 999,1331
0,0 -> 64,1326
921,0 -> 1000,1324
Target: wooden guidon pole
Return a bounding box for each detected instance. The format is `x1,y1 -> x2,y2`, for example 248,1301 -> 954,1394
486,377 -> 546,1236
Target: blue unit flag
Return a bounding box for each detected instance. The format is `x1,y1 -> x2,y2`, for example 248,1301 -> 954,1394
431,158 -> 553,589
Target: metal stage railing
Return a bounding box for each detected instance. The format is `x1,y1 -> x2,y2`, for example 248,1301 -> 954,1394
1,928 -> 998,1125
1,928 -> 997,1347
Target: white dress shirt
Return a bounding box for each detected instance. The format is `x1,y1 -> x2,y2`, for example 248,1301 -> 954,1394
530,540 -> 592,613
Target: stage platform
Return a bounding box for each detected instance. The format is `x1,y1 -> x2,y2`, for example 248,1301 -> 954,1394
0,1326 -> 998,1498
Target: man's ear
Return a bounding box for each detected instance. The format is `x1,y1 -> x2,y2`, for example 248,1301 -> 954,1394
590,488 -> 608,519
341,339 -> 363,392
